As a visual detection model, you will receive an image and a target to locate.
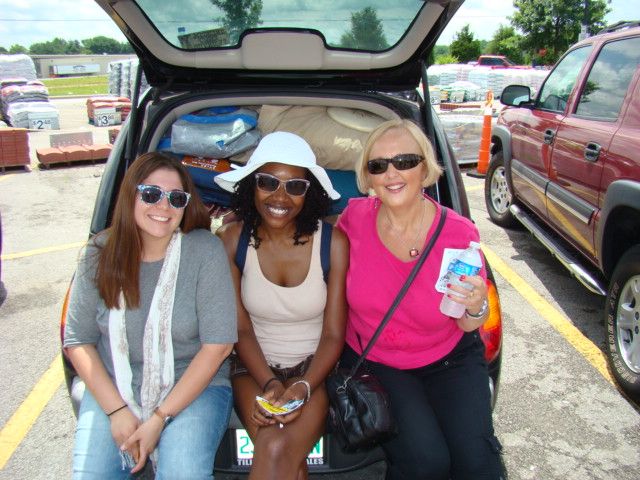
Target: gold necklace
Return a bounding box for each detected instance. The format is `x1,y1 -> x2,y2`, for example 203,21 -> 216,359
383,197 -> 426,258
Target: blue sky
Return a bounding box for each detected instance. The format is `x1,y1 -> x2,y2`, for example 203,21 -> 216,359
0,0 -> 635,50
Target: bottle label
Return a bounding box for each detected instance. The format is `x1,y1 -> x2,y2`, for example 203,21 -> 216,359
448,258 -> 480,277
435,248 -> 481,293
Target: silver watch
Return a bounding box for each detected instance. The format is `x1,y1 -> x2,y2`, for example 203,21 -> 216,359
466,299 -> 489,319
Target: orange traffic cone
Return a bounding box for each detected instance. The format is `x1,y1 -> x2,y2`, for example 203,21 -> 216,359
467,90 -> 493,178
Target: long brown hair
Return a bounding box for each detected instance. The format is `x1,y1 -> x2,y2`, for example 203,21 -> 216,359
96,152 -> 211,309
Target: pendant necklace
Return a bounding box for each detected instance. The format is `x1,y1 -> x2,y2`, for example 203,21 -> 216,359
383,197 -> 426,258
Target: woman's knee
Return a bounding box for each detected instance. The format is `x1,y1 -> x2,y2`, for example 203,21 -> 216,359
253,432 -> 290,461
450,435 -> 504,480
155,386 -> 232,478
73,391 -> 129,479
386,446 -> 449,480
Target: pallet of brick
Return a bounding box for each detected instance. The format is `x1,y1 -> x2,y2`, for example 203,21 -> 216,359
0,128 -> 30,170
36,131 -> 112,167
86,96 -> 130,125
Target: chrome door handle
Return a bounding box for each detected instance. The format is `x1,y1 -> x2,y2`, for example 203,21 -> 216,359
544,129 -> 555,144
584,142 -> 601,162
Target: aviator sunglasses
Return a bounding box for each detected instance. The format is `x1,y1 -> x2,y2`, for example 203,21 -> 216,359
367,153 -> 424,175
255,172 -> 310,196
137,184 -> 191,209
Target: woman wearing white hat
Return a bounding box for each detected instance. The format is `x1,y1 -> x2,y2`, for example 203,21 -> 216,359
215,132 -> 348,480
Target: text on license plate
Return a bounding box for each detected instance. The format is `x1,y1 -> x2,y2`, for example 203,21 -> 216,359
235,429 -> 324,465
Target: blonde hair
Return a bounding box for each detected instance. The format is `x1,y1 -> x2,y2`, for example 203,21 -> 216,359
355,119 -> 443,194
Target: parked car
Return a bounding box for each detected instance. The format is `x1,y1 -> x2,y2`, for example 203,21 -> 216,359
60,0 -> 504,475
485,21 -> 640,402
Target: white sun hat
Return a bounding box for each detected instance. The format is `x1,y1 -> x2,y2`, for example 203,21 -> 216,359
214,131 -> 340,200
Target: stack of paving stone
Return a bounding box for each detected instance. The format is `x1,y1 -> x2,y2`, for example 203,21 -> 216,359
0,127 -> 30,170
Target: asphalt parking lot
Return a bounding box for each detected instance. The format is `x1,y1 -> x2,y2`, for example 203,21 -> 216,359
1,98 -> 639,479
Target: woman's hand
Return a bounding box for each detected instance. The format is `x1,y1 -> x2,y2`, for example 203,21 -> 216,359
120,414 -> 164,473
252,380 -> 285,427
109,407 -> 141,467
445,274 -> 487,313
447,274 -> 490,332
271,380 -> 308,425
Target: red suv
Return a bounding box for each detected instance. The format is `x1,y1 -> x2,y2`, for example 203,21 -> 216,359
484,21 -> 640,402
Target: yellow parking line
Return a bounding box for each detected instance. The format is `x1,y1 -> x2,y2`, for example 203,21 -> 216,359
1,241 -> 85,260
0,355 -> 64,469
0,174 -> 15,183
465,184 -> 483,192
482,244 -> 613,383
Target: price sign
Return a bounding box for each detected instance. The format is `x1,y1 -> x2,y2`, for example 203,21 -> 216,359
93,108 -> 121,127
29,117 -> 53,130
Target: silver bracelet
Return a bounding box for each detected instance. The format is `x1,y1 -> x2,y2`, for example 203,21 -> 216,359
291,379 -> 311,403
466,298 -> 489,319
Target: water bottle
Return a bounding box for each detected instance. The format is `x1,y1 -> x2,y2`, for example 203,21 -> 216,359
439,241 -> 483,318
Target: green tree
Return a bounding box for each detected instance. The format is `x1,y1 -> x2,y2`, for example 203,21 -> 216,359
434,45 -> 450,57
435,54 -> 459,65
511,0 -> 610,63
29,38 -> 71,55
449,25 -> 481,63
83,36 -> 124,54
486,25 -> 525,64
339,6 -> 388,50
211,0 -> 262,44
0,46 -> 7,54
8,44 -> 28,54
66,40 -> 84,54
119,41 -> 134,54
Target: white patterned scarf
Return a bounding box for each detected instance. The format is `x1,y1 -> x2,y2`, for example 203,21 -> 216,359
108,230 -> 182,426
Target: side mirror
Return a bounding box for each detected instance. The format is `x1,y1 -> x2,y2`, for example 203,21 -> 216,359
501,85 -> 532,107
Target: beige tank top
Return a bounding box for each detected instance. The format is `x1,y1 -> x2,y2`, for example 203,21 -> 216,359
241,223 -> 327,367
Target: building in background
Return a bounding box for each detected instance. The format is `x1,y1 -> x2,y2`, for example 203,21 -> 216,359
30,54 -> 135,79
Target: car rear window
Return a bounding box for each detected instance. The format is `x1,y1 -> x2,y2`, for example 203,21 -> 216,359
134,0 -> 423,51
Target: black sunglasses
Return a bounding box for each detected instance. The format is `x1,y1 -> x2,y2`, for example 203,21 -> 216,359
137,184 -> 191,209
255,172 -> 310,197
367,153 -> 424,175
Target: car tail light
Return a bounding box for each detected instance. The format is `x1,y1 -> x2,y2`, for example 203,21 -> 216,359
59,284 -> 72,359
479,280 -> 502,363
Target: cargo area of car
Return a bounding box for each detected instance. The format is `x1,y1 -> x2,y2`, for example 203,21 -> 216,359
132,92 -> 451,228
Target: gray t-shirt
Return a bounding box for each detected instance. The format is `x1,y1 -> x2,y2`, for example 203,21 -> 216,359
64,229 -> 237,404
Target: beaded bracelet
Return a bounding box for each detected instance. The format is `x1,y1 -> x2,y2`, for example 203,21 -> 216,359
106,404 -> 127,417
291,379 -> 311,403
262,376 -> 279,392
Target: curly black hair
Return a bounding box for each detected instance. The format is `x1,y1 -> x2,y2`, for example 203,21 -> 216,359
231,169 -> 331,248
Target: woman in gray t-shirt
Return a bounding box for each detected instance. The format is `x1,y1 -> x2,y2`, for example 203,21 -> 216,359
64,152 -> 237,478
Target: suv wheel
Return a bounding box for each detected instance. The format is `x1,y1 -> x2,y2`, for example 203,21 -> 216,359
606,245 -> 640,402
484,151 -> 517,228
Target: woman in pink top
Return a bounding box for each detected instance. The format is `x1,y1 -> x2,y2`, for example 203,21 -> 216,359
336,119 -> 504,480
215,132 -> 348,480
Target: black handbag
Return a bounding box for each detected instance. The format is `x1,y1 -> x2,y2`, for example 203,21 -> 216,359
327,208 -> 447,452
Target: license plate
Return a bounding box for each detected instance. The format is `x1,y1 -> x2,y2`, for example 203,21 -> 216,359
235,429 -> 324,466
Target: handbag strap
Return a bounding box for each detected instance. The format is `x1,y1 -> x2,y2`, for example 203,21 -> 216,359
347,206 -> 448,377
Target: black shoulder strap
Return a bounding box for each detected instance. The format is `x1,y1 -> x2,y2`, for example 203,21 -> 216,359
348,207 -> 448,377
320,221 -> 332,284
234,225 -> 251,272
